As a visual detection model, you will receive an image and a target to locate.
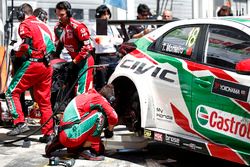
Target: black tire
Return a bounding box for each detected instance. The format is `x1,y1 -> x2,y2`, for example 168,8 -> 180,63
125,90 -> 142,135
51,61 -> 71,113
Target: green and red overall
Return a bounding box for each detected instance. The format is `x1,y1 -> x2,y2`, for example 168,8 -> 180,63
59,89 -> 118,153
5,16 -> 55,135
54,17 -> 94,95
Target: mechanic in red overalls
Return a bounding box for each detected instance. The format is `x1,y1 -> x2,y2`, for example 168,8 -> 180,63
5,3 -> 55,143
54,1 -> 94,95
46,84 -> 118,161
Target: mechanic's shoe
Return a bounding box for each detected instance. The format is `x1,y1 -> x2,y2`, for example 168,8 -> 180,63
39,134 -> 53,143
6,123 -> 30,136
79,150 -> 105,161
45,136 -> 64,157
67,147 -> 85,155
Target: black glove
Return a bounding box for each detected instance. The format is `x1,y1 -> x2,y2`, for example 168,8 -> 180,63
104,128 -> 113,138
65,62 -> 78,82
67,61 -> 79,73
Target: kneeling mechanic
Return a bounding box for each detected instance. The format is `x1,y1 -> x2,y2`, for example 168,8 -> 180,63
45,84 -> 118,161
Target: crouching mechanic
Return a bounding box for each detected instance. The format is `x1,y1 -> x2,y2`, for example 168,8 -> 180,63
45,84 -> 118,161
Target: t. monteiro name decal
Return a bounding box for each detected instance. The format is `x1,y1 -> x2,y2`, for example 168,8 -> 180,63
212,78 -> 249,102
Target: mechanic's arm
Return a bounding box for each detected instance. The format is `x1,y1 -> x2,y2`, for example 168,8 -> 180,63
73,25 -> 93,64
102,101 -> 118,138
131,28 -> 151,39
16,23 -> 32,57
128,25 -> 151,39
101,98 -> 118,129
53,41 -> 64,59
107,124 -> 115,131
52,23 -> 64,58
53,26 -> 64,59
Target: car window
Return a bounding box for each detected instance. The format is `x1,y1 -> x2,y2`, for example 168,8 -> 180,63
153,26 -> 201,59
205,25 -> 250,69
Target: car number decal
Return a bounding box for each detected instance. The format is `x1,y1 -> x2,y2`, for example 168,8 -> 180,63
186,27 -> 200,48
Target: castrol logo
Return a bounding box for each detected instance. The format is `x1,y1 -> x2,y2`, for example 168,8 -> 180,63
196,105 -> 250,143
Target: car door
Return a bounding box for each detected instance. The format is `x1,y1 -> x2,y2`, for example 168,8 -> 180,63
191,24 -> 250,153
148,25 -> 204,136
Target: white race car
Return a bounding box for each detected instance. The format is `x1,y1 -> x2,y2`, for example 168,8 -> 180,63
109,17 -> 250,165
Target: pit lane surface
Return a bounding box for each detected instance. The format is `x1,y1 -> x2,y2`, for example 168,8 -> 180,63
0,125 -> 246,167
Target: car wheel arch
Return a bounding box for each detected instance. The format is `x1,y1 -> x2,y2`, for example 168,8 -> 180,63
111,76 -> 145,134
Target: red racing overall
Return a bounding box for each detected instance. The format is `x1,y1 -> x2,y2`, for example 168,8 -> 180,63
54,17 -> 94,95
5,16 -> 55,135
59,89 -> 118,153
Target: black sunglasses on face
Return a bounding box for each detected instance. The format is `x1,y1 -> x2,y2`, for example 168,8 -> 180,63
140,12 -> 149,17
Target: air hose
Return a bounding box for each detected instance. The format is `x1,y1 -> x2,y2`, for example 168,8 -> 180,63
0,64 -> 111,145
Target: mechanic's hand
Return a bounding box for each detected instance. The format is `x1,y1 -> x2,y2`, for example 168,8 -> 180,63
104,128 -> 114,138
143,28 -> 151,35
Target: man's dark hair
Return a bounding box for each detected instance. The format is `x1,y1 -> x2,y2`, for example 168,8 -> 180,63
217,5 -> 233,16
55,1 -> 72,17
99,84 -> 115,105
33,8 -> 47,22
137,4 -> 150,14
95,4 -> 112,19
21,3 -> 33,15
16,3 -> 33,21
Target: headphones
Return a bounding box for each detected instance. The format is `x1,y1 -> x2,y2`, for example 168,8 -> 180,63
64,1 -> 72,17
56,1 -> 72,17
95,5 -> 111,19
16,3 -> 33,21
16,5 -> 25,21
107,95 -> 116,105
37,10 -> 47,22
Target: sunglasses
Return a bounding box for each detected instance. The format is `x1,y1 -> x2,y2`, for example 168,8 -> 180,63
140,12 -> 149,17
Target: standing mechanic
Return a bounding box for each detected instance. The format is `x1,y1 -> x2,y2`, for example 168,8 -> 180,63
53,1 -> 94,95
5,3 -> 55,143
46,84 -> 118,161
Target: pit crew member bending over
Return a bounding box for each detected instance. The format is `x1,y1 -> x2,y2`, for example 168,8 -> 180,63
46,84 -> 118,161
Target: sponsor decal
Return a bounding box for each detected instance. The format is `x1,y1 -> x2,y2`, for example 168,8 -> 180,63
196,105 -> 250,143
156,107 -> 173,121
120,59 -> 177,83
144,129 -> 152,139
165,133 -> 209,154
154,132 -> 164,142
182,142 -> 202,150
212,78 -> 249,102
66,30 -> 73,39
165,134 -> 180,146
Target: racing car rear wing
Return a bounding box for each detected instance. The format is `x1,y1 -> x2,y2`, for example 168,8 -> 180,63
97,19 -> 174,42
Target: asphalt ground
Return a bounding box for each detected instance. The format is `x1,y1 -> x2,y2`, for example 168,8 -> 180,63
0,123 -> 246,167
0,122 -> 147,167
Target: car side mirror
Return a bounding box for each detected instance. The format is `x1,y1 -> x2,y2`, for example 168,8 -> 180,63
235,59 -> 250,75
